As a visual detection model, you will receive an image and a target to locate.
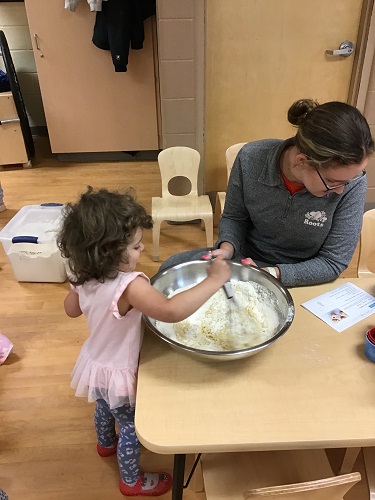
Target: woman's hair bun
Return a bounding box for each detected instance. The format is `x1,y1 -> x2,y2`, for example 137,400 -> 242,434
288,98 -> 319,126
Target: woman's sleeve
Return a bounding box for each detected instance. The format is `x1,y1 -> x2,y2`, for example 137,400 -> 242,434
216,152 -> 252,257
277,178 -> 367,287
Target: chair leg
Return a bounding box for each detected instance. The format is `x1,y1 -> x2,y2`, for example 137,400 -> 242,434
363,447 -> 375,499
152,220 -> 161,262
191,454 -> 204,492
202,216 -> 214,248
213,194 -> 221,228
339,447 -> 361,474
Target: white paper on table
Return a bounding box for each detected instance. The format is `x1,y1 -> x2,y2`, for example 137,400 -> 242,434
301,282 -> 375,332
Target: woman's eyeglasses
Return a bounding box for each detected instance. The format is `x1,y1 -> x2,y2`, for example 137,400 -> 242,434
314,167 -> 366,192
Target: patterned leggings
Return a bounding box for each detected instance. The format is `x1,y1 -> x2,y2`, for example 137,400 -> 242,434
0,489 -> 8,500
94,399 -> 140,484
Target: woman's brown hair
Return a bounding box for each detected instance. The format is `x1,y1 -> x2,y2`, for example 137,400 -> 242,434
288,98 -> 374,167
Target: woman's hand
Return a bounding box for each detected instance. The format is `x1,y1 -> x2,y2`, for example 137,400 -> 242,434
202,242 -> 234,261
241,257 -> 257,266
241,259 -> 280,279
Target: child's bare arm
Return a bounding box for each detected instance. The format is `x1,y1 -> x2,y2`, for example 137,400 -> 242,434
64,289 -> 83,318
124,259 -> 231,322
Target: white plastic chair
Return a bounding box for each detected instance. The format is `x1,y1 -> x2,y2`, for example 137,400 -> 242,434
363,447 -> 375,500
358,208 -> 375,277
201,450 -> 361,500
151,146 -> 213,261
215,142 -> 246,226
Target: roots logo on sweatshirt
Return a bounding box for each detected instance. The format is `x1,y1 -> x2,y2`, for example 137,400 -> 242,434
304,210 -> 327,227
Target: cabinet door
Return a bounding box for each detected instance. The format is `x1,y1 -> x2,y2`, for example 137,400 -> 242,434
25,0 -> 159,153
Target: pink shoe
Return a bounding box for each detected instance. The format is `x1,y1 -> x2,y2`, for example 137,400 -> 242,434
119,472 -> 172,497
96,435 -> 118,457
0,333 -> 13,365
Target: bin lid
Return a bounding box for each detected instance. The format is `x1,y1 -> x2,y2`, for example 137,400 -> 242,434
0,203 -> 65,244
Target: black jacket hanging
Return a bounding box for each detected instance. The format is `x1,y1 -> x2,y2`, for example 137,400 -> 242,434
92,0 -> 156,72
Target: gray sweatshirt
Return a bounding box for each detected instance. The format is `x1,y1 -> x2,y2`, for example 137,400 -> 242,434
217,138 -> 367,287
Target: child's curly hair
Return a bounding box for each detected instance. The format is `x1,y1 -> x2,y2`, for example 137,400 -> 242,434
57,186 -> 153,285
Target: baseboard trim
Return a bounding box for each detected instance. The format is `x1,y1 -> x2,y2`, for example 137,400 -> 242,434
57,150 -> 160,162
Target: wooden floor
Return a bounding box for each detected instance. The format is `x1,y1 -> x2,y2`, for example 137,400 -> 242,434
0,138 -> 369,499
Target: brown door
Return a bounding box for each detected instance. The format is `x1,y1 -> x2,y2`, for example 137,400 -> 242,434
25,0 -> 159,153
205,0 -> 365,191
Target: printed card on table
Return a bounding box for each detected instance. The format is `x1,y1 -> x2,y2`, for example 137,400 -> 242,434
301,282 -> 375,332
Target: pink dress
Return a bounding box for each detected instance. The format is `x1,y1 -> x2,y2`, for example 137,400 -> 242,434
70,271 -> 148,409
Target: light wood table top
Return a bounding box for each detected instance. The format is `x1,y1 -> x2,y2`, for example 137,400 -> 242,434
135,278 -> 375,454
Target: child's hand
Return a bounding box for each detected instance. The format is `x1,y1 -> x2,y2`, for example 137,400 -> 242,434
207,258 -> 231,285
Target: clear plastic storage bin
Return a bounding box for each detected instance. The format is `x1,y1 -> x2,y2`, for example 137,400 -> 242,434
0,203 -> 67,283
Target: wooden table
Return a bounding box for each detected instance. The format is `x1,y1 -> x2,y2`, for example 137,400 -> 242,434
135,279 -> 375,499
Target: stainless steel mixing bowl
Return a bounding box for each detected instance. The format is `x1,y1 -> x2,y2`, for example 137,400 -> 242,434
143,260 -> 295,361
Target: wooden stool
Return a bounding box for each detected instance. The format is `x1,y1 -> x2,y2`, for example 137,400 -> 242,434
201,450 -> 361,500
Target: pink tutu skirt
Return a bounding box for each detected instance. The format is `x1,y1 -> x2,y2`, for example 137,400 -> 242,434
71,346 -> 137,409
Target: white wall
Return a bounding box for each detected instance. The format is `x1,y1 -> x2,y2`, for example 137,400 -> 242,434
0,2 -> 46,128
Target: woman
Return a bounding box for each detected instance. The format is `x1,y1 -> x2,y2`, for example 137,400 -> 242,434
160,99 -> 374,287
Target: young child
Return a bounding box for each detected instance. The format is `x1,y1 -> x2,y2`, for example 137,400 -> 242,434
57,186 -> 231,497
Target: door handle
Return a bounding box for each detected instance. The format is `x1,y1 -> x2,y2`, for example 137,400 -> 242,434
34,34 -> 44,58
0,118 -> 20,125
326,40 -> 354,57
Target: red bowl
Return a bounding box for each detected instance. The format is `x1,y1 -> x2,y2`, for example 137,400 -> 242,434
366,327 -> 375,345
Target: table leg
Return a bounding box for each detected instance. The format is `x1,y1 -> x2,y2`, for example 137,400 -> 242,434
172,454 -> 186,500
